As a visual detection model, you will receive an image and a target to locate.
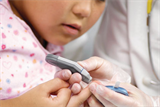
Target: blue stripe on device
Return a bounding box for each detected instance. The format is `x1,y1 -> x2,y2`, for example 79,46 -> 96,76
105,86 -> 129,96
80,68 -> 84,73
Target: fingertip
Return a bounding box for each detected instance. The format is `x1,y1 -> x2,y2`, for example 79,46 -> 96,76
69,73 -> 82,85
71,83 -> 82,94
62,69 -> 71,79
74,73 -> 82,82
55,69 -> 72,81
89,83 -> 106,96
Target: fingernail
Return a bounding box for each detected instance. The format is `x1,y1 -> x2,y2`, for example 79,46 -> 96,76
96,85 -> 104,95
89,83 -> 96,92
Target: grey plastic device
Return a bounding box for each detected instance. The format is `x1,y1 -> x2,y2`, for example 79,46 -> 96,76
45,54 -> 92,84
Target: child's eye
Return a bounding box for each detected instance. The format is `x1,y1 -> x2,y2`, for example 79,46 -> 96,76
100,0 -> 105,1
98,0 -> 106,2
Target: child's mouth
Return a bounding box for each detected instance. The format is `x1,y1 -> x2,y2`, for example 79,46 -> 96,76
62,24 -> 81,36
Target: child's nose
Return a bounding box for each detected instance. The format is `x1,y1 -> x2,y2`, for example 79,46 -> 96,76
72,0 -> 92,18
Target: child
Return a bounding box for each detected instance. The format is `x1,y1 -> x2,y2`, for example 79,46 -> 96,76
0,0 -> 105,106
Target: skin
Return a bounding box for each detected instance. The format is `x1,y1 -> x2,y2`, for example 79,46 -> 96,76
54,69 -> 82,94
0,0 -> 105,106
78,57 -> 160,107
0,72 -> 92,107
88,82 -> 154,107
9,0 -> 105,46
0,78 -> 71,107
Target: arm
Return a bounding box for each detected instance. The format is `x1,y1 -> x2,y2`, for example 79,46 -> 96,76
0,78 -> 71,107
0,66 -> 86,107
0,98 -> 19,107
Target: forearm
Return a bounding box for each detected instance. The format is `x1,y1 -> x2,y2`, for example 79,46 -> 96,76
0,100 -> 12,107
0,98 -> 20,107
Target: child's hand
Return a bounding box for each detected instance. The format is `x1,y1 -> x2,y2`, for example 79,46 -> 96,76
55,69 -> 82,94
67,86 -> 92,107
55,69 -> 92,107
0,78 -> 71,107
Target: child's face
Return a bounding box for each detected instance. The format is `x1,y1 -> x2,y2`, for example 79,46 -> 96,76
10,0 -> 105,45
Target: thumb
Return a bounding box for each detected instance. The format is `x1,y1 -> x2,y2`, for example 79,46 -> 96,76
78,56 -> 104,72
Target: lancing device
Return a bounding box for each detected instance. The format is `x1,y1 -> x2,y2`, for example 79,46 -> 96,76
45,54 -> 129,96
45,54 -> 92,84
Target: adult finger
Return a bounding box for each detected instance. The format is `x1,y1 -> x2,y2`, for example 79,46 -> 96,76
89,83 -> 116,107
78,57 -> 114,79
89,82 -> 134,107
87,95 -> 104,107
78,56 -> 105,72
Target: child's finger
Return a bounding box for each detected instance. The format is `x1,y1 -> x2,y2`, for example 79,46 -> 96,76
67,86 -> 91,107
54,70 -> 82,85
39,78 -> 69,94
69,73 -> 82,85
53,88 -> 71,106
71,83 -> 82,94
54,69 -> 71,81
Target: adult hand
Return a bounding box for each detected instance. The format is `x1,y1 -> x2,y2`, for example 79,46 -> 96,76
0,78 -> 71,107
78,56 -> 131,106
78,56 -> 131,84
55,69 -> 82,94
88,81 -> 156,107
